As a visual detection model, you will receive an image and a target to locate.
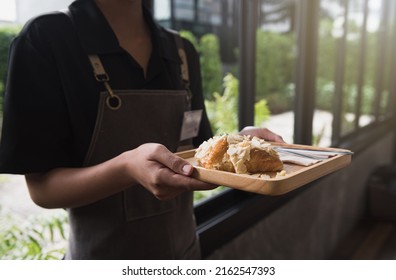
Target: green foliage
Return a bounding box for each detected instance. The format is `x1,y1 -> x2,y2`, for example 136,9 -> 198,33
179,30 -> 199,51
254,99 -> 270,126
0,209 -> 68,260
316,19 -> 336,83
255,30 -> 294,113
205,73 -> 239,135
312,124 -> 326,146
199,34 -> 223,100
316,18 -> 379,112
205,73 -> 270,135
194,186 -> 227,204
180,30 -> 223,101
316,78 -> 335,111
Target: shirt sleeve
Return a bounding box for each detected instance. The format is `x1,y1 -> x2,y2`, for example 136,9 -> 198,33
0,35 -> 75,174
182,39 -> 213,147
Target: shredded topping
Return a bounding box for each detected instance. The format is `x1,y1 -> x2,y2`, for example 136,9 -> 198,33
195,134 -> 281,174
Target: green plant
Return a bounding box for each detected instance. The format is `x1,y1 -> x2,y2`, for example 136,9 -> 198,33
194,186 -> 226,204
179,29 -> 199,51
0,209 -> 68,260
180,31 -> 223,101
205,73 -> 271,135
255,30 -> 294,113
312,124 -> 326,146
205,73 -> 239,135
199,34 -> 223,100
254,99 -> 270,126
316,78 -> 335,111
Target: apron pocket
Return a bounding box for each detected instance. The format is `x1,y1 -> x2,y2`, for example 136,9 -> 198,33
123,185 -> 175,222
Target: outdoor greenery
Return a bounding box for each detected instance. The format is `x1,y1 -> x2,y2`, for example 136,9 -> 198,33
316,18 -> 379,116
181,30 -> 223,101
0,208 -> 68,260
181,31 -> 271,135
199,34 -> 223,100
205,73 -> 239,135
255,30 -> 294,114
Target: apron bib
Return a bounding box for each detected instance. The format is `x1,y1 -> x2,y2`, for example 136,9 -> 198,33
66,58 -> 200,260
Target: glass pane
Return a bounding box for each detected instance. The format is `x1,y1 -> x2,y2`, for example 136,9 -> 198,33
340,0 -> 367,136
198,0 -> 222,25
378,1 -> 393,121
384,0 -> 396,118
315,0 -> 344,146
255,0 -> 297,144
360,0 -> 381,127
174,0 -> 195,21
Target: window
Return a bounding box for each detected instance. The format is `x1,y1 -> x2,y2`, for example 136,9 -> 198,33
174,0 -> 195,21
256,0 -> 297,144
315,0 -> 395,147
198,0 -> 222,25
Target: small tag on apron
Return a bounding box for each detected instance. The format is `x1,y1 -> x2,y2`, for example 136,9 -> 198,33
179,110 -> 202,141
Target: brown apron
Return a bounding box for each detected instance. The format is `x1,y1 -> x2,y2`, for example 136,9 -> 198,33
65,53 -> 200,259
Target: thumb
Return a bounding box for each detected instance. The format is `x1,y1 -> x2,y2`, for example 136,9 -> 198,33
153,145 -> 194,176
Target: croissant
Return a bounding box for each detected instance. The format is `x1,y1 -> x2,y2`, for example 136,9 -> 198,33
195,134 -> 283,174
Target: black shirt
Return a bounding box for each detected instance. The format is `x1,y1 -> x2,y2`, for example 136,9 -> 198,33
0,0 -> 212,174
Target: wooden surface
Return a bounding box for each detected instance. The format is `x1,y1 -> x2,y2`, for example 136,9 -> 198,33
176,144 -> 352,196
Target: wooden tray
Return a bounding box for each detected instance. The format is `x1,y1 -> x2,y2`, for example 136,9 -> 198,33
176,144 -> 352,196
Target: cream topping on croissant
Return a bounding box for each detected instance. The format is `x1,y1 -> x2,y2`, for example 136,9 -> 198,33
195,134 -> 283,174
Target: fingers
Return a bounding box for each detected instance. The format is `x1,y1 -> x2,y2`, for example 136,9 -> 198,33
240,126 -> 285,143
159,166 -> 217,191
134,143 -> 218,201
153,170 -> 217,200
263,129 -> 285,143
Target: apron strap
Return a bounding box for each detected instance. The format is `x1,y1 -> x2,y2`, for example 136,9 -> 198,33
87,30 -> 192,111
172,33 -> 190,86
167,29 -> 193,106
61,8 -> 121,110
87,55 -> 122,110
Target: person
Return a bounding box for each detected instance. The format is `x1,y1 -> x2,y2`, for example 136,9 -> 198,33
0,0 -> 284,259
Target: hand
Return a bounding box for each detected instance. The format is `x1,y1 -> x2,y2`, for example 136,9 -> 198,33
239,126 -> 285,143
125,143 -> 217,200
